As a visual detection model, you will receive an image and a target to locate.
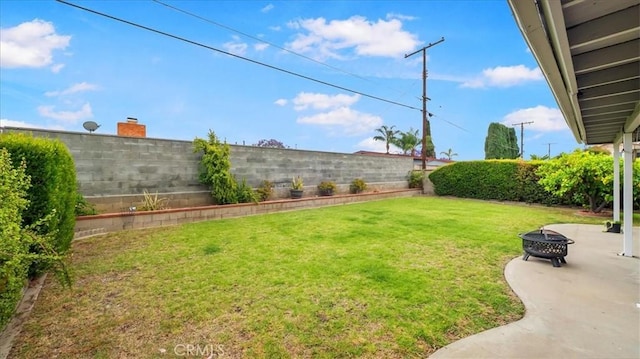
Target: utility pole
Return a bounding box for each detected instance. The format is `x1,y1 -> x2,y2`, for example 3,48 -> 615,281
512,121 -> 533,158
405,37 -> 444,170
546,142 -> 556,158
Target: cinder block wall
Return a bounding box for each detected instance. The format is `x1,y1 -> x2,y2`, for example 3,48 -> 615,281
3,127 -> 413,211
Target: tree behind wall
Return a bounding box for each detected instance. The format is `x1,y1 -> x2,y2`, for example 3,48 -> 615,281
254,139 -> 286,148
484,122 -> 519,159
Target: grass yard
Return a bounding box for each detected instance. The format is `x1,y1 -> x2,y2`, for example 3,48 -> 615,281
10,197 -> 606,358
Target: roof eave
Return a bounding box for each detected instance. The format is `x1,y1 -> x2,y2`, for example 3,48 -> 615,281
507,0 -> 587,144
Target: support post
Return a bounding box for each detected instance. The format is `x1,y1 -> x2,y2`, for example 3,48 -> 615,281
613,141 -> 620,222
622,132 -> 633,257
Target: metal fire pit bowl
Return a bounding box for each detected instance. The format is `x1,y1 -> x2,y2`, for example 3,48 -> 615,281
519,229 -> 575,267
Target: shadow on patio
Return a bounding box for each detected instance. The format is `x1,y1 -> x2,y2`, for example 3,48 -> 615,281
430,223 -> 640,359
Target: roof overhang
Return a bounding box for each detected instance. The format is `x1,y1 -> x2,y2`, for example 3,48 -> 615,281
507,0 -> 640,145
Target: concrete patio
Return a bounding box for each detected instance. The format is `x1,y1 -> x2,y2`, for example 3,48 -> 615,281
430,223 -> 640,359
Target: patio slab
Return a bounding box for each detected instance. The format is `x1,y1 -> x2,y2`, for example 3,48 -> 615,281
430,224 -> 640,359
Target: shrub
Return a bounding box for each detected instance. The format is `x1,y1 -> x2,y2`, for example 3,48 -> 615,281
317,181 -> 337,191
536,150 -> 639,213
237,178 -> 257,203
75,192 -> 97,216
139,190 -> 169,211
429,161 -> 519,200
255,180 -> 274,202
0,149 -> 31,329
0,133 -> 77,275
291,176 -> 304,190
350,178 -> 367,193
0,149 -> 71,330
407,170 -> 424,189
193,130 -> 238,204
428,160 -> 569,204
317,181 -> 337,196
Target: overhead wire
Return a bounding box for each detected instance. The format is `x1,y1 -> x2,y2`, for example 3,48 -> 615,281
56,0 -> 469,132
56,0 -> 422,112
152,0 -> 371,82
153,0 -> 437,121
152,0 -> 431,106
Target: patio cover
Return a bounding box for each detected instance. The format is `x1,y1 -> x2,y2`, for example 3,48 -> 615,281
507,0 -> 639,256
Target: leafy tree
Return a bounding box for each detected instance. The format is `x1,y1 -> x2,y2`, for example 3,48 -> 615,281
484,122 -> 519,159
536,150 -> 640,213
254,139 -> 286,148
440,148 -> 458,160
194,130 -> 238,204
373,125 -> 399,154
194,130 -> 258,204
393,128 -> 420,156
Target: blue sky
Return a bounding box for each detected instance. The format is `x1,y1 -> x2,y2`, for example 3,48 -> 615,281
1,0 -> 580,160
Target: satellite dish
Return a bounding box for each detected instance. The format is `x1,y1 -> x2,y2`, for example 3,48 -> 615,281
83,121 -> 100,133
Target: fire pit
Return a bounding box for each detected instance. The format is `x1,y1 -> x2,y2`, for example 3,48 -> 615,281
519,229 -> 574,267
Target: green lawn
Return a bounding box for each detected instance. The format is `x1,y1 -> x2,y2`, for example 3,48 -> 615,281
10,197 -> 607,358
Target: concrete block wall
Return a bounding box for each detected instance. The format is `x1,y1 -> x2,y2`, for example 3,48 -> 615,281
74,189 -> 422,238
3,127 -> 414,211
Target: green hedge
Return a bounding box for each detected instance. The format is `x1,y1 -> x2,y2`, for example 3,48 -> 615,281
428,160 -> 567,205
0,133 -> 77,275
0,149 -> 31,329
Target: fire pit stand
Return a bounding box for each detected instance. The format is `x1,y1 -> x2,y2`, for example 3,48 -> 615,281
519,229 -> 575,267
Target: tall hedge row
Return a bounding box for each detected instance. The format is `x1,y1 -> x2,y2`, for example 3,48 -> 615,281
0,149 -> 31,329
0,133 -> 77,275
428,160 -> 567,205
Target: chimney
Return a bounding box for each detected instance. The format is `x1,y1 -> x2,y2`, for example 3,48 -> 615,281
117,117 -> 146,138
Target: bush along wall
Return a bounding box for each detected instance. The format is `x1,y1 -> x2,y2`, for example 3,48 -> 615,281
428,160 -> 570,205
0,133 -> 77,276
0,149 -> 31,329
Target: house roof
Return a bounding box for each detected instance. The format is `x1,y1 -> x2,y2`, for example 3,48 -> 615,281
507,0 -> 640,145
353,151 -> 455,163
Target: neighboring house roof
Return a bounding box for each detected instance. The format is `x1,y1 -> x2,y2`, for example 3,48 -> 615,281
354,151 -> 455,163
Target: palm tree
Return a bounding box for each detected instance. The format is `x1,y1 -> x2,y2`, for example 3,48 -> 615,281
373,125 -> 399,154
440,148 -> 458,160
393,128 -> 421,156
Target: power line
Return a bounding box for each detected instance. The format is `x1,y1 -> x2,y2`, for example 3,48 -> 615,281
152,0 -> 372,83
428,112 -> 469,133
55,0 -> 422,112
152,0 -> 431,110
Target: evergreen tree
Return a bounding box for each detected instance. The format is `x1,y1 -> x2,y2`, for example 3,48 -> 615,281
484,123 -> 519,159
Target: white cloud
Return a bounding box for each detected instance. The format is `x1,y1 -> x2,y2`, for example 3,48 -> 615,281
462,65 -> 543,88
261,4 -> 274,13
45,82 -> 98,97
254,43 -> 269,51
0,19 -> 71,69
222,36 -> 248,56
297,107 -> 382,136
356,137 -> 401,152
51,63 -> 65,73
386,13 -> 417,21
274,99 -> 288,106
269,25 -> 281,31
286,16 -> 420,59
292,92 -> 360,111
37,103 -> 93,124
0,118 -> 64,130
502,106 -> 568,132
